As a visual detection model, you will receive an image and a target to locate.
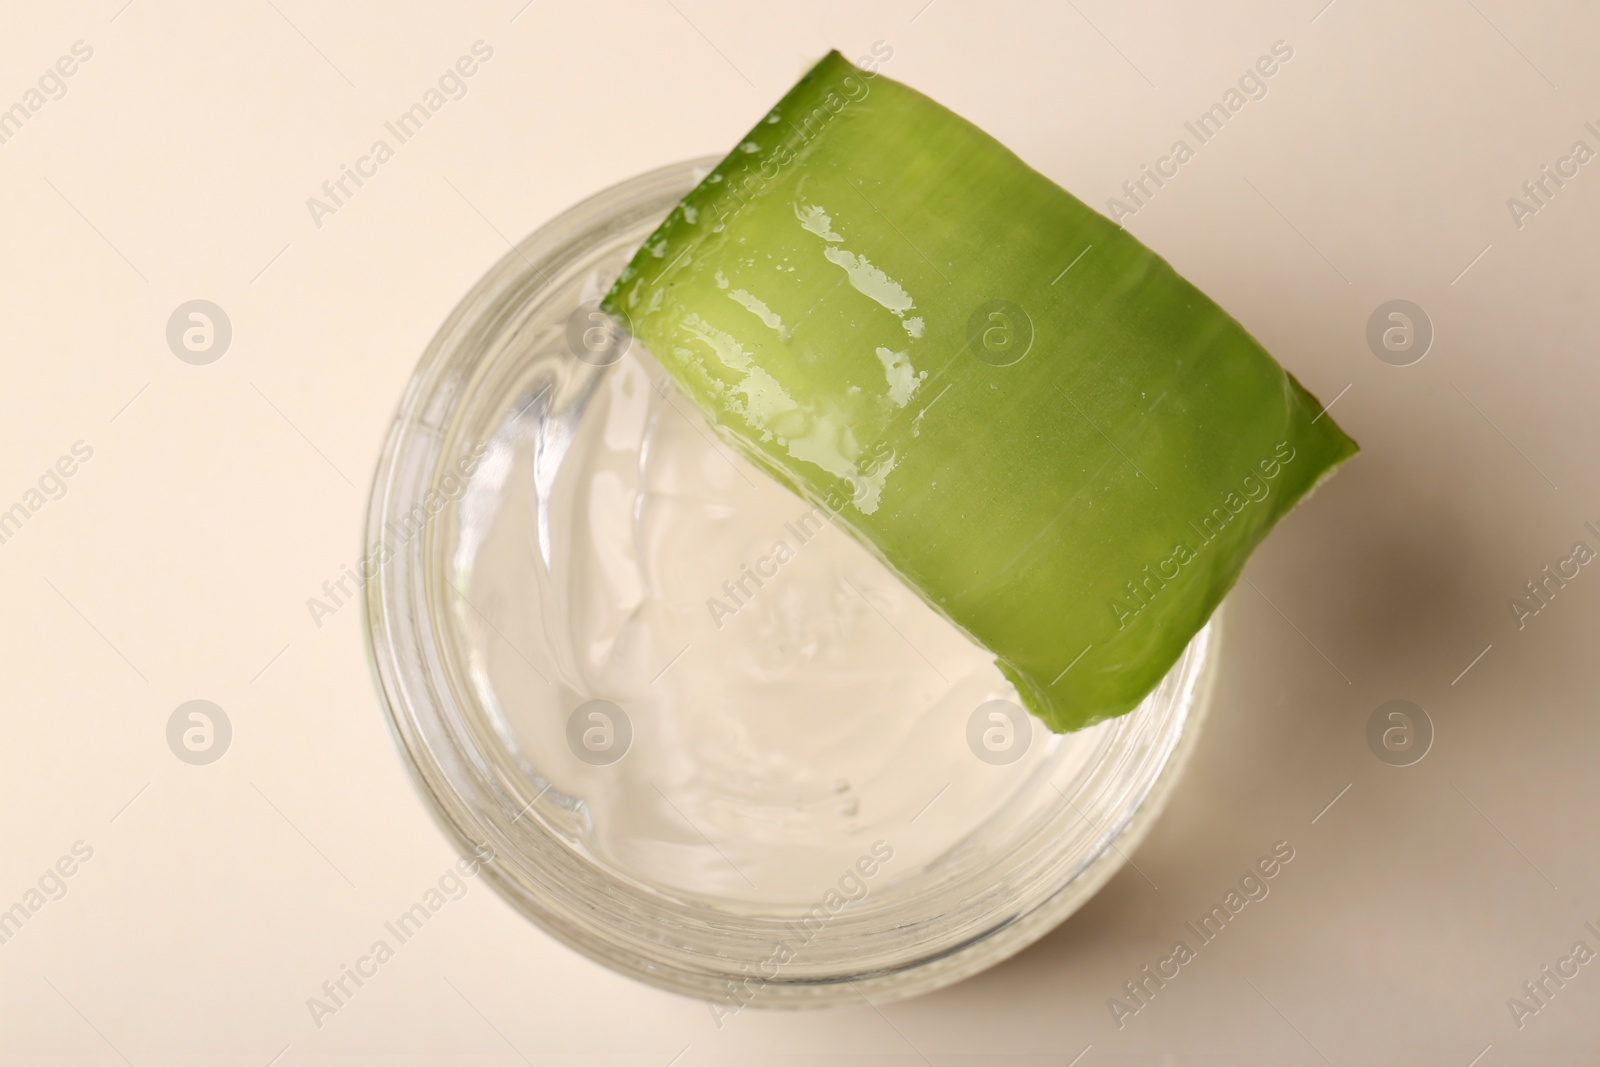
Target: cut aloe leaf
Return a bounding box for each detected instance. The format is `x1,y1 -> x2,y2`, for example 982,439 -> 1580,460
603,51 -> 1357,732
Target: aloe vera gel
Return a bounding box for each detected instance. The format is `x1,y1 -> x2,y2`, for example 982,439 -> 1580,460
604,52 -> 1356,731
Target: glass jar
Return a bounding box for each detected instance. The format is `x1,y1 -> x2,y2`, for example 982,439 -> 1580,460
363,157 -> 1217,1008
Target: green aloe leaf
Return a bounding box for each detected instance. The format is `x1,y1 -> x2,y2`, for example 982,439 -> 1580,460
603,51 -> 1357,732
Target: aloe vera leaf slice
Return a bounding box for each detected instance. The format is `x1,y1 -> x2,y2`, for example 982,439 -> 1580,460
603,51 -> 1358,732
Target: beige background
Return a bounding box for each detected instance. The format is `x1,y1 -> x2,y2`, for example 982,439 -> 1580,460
3,0 -> 1598,1063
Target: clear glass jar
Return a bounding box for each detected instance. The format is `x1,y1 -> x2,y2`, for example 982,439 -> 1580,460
363,157 -> 1217,1007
